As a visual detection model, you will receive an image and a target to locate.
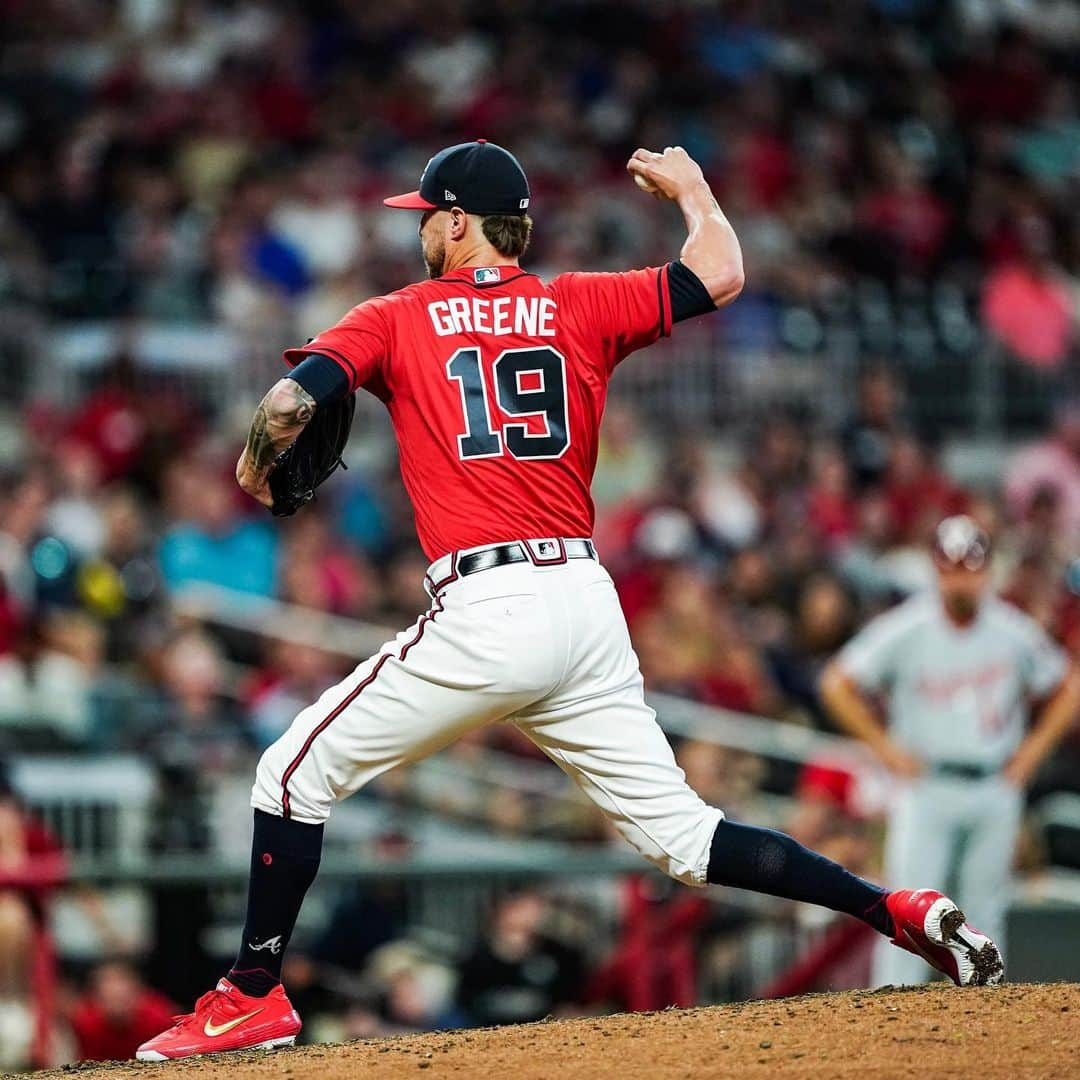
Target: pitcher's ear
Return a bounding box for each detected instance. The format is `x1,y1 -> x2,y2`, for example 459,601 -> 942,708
448,207 -> 470,239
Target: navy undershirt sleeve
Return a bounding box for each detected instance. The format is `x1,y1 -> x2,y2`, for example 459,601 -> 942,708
286,353 -> 350,404
667,260 -> 716,322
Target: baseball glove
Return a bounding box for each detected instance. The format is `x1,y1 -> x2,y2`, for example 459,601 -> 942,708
268,393 -> 356,517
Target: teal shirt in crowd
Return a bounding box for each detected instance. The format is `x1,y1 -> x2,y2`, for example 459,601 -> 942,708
158,520 -> 279,598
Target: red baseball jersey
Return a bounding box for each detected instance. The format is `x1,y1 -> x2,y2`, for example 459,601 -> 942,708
284,264 -> 673,560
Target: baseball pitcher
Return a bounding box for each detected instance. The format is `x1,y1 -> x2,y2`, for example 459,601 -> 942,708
139,144 -> 1005,1060
822,515 -> 1080,985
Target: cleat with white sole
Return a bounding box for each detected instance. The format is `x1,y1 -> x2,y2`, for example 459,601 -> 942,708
886,888 -> 1004,987
135,979 -> 301,1061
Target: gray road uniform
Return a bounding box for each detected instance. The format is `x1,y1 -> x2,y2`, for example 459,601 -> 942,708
837,592 -> 1068,985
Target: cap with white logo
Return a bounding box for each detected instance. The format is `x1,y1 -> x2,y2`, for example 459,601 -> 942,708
932,515 -> 992,571
384,140 -> 531,217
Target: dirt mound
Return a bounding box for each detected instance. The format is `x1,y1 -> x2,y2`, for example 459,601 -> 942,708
41,982 -> 1079,1080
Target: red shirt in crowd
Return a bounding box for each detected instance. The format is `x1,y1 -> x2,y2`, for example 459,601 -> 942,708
0,807 -> 66,915
70,990 -> 177,1063
982,263 -> 1074,369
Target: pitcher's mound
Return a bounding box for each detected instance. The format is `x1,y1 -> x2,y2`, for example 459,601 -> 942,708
43,982 -> 1078,1079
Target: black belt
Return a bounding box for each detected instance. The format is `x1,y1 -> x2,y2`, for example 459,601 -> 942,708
457,539 -> 595,577
931,762 -> 998,781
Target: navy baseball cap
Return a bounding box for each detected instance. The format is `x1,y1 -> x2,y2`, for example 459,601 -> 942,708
384,140 -> 530,216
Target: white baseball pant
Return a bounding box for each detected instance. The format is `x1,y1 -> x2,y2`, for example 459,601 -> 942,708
873,772 -> 1022,985
252,540 -> 725,886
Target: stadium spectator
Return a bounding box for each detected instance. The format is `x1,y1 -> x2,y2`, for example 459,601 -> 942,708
134,627 -> 252,775
767,575 -> 856,728
881,433 -> 965,543
277,510 -> 376,617
805,444 -> 858,550
857,142 -> 950,275
592,402 -> 661,512
70,962 -> 176,1064
1006,398 -> 1080,545
982,212 -> 1076,369
0,612 -> 104,748
840,366 -> 907,493
62,355 -> 148,486
244,638 -> 342,749
457,893 -> 584,1027
158,454 -> 279,598
0,763 -> 66,1068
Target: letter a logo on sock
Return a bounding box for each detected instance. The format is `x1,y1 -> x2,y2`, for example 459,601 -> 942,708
249,935 -> 283,954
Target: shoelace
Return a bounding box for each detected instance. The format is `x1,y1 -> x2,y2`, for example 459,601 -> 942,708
169,989 -> 229,1027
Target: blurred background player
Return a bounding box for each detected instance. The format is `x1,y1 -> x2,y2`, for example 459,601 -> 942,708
821,516 -> 1080,985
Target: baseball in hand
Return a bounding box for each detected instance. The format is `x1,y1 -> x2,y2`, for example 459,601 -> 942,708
633,172 -> 661,195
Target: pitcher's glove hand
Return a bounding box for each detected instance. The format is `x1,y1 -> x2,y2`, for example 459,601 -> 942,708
268,393 -> 356,517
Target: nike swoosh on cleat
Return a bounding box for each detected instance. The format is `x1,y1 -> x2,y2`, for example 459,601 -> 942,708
204,1008 -> 264,1037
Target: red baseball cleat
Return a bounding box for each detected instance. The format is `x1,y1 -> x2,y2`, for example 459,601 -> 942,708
886,888 -> 1004,987
136,978 -> 300,1061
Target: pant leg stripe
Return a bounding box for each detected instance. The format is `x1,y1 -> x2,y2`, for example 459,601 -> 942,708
399,595 -> 444,662
278,596 -> 445,819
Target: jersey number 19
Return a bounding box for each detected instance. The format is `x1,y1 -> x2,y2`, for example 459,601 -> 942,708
447,347 -> 570,461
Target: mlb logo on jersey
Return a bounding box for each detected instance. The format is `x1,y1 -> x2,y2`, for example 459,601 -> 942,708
474,267 -> 501,284
525,538 -> 567,565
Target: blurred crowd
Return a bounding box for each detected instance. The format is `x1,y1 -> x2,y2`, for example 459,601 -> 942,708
1,0 -> 1079,1069
1,0 -> 1079,381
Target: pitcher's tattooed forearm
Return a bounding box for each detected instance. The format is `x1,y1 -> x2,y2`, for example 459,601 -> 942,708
243,379 -> 317,472
244,403 -> 277,472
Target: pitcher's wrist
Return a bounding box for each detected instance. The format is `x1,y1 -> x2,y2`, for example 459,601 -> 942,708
676,179 -> 715,209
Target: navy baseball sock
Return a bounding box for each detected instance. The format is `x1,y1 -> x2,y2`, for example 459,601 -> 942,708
227,810 -> 324,997
707,820 -> 895,938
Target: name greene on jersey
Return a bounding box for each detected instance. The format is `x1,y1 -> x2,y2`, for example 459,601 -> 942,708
427,295 -> 557,337
283,264 -> 673,561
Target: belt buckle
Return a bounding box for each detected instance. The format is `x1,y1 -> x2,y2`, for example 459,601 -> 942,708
524,538 -> 567,565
